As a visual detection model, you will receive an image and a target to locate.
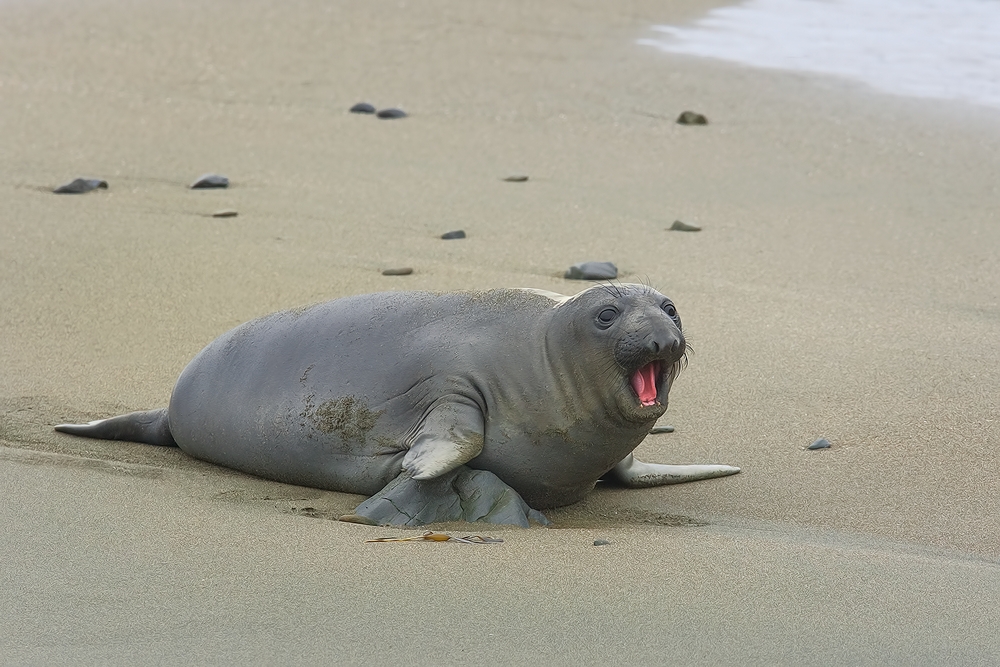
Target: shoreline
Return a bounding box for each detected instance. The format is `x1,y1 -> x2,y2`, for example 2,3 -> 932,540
639,0 -> 1000,114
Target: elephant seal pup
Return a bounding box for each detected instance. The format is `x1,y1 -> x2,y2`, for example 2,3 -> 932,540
55,284 -> 739,526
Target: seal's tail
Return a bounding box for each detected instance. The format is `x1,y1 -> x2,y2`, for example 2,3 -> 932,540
54,409 -> 177,447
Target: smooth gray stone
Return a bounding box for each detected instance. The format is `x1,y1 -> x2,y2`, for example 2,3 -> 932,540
190,174 -> 229,189
350,102 -> 376,114
564,261 -> 618,281
503,174 -> 528,182
376,108 -> 407,119
381,267 -> 413,276
593,539 -> 611,546
807,438 -> 832,450
352,467 -> 550,527
441,230 -> 466,240
53,178 -> 108,194
669,220 -> 702,232
649,425 -> 675,434
676,111 -> 708,125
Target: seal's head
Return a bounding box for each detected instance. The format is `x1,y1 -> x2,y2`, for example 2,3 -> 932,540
551,283 -> 686,424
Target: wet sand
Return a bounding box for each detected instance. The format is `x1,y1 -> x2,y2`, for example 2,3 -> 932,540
2,0 -> 1000,663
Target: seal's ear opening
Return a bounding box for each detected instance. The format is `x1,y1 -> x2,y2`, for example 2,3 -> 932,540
631,361 -> 661,406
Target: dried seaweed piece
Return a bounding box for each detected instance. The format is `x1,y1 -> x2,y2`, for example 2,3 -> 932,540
366,531 -> 503,544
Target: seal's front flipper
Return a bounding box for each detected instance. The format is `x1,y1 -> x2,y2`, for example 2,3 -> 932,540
54,409 -> 177,447
607,453 -> 740,488
402,398 -> 485,480
348,467 -> 550,527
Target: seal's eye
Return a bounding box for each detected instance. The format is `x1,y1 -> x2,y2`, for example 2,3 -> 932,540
596,307 -> 619,327
662,302 -> 679,321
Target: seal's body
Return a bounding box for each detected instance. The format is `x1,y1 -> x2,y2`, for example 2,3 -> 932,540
57,285 -> 739,525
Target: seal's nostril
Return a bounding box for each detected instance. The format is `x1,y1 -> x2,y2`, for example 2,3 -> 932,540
647,339 -> 661,353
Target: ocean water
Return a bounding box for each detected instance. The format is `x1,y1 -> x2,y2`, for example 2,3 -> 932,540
638,0 -> 1000,111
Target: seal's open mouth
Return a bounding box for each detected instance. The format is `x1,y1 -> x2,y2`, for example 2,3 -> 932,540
630,361 -> 662,407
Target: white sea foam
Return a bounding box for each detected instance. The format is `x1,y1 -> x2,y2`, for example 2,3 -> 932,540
639,0 -> 1000,110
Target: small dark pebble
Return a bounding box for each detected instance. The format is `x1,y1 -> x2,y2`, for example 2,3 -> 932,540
191,174 -> 229,189
53,178 -> 108,194
649,425 -> 675,434
565,261 -> 617,281
503,175 -> 528,182
669,220 -> 702,232
350,102 -> 376,114
212,209 -> 238,218
381,267 -> 414,276
376,108 -> 407,119
806,438 -> 832,450
593,539 -> 611,546
676,111 -> 708,125
441,230 -> 466,240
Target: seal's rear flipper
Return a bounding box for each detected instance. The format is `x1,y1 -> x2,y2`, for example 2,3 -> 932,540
54,409 -> 177,447
346,467 -> 550,527
607,453 -> 740,488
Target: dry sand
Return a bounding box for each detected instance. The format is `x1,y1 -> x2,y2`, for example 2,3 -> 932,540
2,0 -> 1000,663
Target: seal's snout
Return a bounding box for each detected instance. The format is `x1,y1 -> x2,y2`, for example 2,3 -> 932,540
646,336 -> 684,357
645,332 -> 685,364
669,335 -> 685,359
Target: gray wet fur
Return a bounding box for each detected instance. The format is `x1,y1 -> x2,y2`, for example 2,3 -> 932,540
55,284 -> 740,526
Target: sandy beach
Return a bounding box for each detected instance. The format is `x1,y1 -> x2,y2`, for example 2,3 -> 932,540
3,0 -> 1000,663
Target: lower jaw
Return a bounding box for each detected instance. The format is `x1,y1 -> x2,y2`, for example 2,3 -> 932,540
622,395 -> 668,422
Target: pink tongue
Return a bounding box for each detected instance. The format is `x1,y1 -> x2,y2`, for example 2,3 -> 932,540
630,362 -> 660,407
